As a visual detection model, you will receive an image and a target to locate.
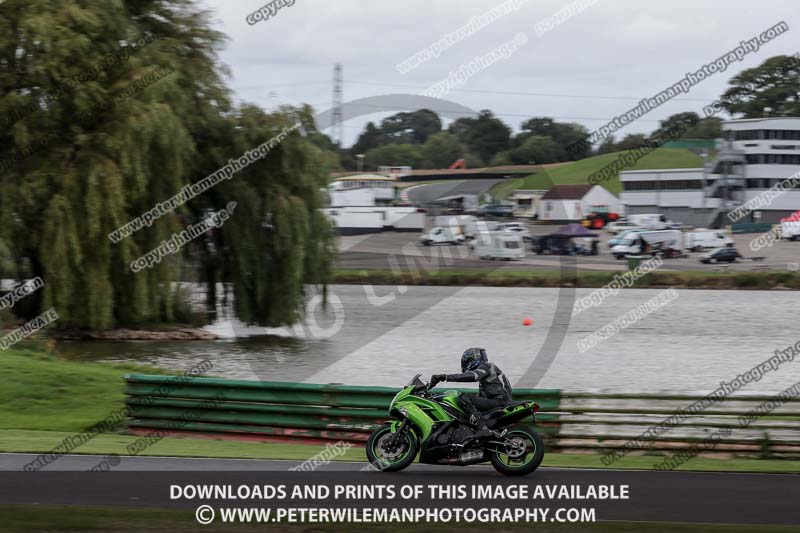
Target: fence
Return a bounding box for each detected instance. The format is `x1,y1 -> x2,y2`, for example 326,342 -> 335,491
123,374 -> 800,458
555,392 -> 800,459
731,222 -> 774,234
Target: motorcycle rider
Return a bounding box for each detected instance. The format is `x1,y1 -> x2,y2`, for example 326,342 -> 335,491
430,348 -> 512,436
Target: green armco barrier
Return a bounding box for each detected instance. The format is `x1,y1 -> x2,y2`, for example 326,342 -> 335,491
126,397 -> 388,419
128,406 -> 378,431
122,375 -> 800,457
122,374 -> 562,444
127,418 -> 373,442
731,222 -> 774,234
123,374 -> 562,409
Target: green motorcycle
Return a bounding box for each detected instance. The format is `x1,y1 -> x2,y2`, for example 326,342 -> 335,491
366,374 -> 545,476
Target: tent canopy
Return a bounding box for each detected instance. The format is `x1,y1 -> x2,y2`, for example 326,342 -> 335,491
547,223 -> 598,238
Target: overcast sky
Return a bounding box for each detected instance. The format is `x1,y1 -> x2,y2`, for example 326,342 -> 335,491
200,0 -> 799,147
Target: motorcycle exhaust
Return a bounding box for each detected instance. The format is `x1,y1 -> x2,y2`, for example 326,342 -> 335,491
459,449 -> 486,464
438,449 -> 485,465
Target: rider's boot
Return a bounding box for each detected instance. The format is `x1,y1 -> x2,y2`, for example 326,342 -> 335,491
469,414 -> 506,439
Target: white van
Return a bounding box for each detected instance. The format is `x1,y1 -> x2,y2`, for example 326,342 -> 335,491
419,226 -> 465,245
471,231 -> 525,260
611,230 -> 683,259
781,221 -> 800,241
434,215 -> 498,239
627,214 -> 671,230
685,230 -> 734,251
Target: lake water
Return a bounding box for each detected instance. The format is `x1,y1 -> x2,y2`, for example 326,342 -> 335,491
56,285 -> 800,394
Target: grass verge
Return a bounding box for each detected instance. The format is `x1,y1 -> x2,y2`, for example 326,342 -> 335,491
0,347 -> 171,432
333,268 -> 800,290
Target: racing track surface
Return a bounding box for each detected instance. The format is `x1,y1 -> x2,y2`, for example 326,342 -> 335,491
0,453 -> 797,525
406,179 -> 505,205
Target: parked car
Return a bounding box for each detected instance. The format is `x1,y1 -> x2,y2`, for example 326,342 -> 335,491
479,204 -> 514,217
605,220 -> 645,235
699,247 -> 742,264
496,222 -> 532,240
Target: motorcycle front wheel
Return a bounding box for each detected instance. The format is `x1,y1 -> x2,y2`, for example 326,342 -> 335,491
489,424 -> 545,476
365,423 -> 419,472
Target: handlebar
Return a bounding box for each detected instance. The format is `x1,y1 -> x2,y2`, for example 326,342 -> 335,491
427,378 -> 443,391
413,381 -> 434,397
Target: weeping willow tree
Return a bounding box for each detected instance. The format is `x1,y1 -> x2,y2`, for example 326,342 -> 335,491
212,104 -> 338,326
0,0 -> 336,330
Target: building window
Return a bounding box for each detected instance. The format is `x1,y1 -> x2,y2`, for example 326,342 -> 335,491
733,129 -> 778,141
624,179 -> 706,191
661,180 -> 704,190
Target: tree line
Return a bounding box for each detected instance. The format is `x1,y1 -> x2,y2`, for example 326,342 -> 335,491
340,53 -> 800,171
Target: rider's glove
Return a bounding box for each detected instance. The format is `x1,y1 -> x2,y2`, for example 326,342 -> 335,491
430,374 -> 446,386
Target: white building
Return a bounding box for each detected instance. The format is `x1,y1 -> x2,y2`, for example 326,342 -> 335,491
322,206 -> 425,235
328,174 -> 398,207
539,184 -> 622,222
323,174 -> 424,234
620,117 -> 800,227
508,189 -> 547,218
619,168 -> 712,227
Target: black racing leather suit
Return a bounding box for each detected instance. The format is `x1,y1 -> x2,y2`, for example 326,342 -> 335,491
444,362 -> 513,418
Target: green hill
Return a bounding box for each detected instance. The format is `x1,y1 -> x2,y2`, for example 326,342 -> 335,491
494,147 -> 705,198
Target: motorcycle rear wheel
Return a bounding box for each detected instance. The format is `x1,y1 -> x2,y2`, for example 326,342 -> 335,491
365,423 -> 418,472
489,424 -> 544,476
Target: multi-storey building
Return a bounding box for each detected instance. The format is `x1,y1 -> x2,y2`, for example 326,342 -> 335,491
621,117 -> 800,227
